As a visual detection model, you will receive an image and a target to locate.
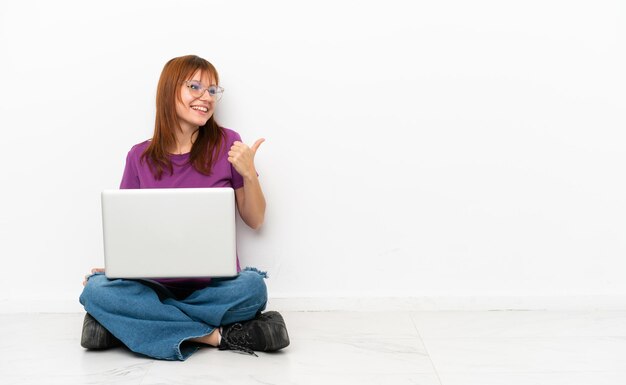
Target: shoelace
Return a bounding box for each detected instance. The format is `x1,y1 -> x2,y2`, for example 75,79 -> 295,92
221,324 -> 258,357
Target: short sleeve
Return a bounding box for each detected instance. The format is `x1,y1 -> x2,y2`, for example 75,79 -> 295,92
229,131 -> 245,190
119,148 -> 140,189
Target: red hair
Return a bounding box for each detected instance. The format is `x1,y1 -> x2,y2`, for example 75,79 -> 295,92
142,55 -> 225,180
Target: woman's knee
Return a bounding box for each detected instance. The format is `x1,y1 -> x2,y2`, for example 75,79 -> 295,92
79,273 -> 134,307
237,270 -> 268,303
86,273 -> 109,287
79,274 -> 109,304
219,270 -> 268,324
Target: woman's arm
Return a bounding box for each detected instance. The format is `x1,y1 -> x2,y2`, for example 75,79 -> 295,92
229,138 -> 266,230
235,177 -> 266,230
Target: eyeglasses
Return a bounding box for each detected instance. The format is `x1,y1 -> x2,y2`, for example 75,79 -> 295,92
185,80 -> 224,101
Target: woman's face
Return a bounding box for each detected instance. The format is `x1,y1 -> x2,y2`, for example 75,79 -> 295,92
175,69 -> 216,132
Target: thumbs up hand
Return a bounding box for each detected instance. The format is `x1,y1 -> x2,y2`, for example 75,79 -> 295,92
228,138 -> 265,179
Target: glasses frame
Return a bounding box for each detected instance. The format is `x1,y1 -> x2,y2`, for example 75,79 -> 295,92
185,80 -> 224,101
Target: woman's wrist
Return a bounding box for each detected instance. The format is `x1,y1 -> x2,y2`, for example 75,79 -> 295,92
242,169 -> 259,183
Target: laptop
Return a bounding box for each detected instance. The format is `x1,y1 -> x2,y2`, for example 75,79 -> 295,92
101,188 -> 237,279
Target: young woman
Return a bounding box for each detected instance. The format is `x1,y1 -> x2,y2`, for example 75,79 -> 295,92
79,55 -> 289,361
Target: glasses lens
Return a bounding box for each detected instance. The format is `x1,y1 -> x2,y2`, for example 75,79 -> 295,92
187,81 -> 203,97
209,86 -> 223,101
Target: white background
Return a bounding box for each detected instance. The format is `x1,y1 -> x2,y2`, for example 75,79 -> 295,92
1,0 -> 624,311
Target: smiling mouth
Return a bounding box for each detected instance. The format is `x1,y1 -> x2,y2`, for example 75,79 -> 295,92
191,106 -> 209,112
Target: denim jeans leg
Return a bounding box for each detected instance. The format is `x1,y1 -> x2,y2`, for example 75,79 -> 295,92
79,273 -> 213,361
166,269 -> 268,326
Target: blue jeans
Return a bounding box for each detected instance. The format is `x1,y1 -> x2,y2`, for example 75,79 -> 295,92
79,268 -> 268,361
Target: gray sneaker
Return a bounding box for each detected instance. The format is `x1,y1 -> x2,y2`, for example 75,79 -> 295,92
80,313 -> 123,350
219,311 -> 290,356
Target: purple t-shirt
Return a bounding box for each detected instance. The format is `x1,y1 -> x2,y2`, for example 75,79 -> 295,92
119,127 -> 244,293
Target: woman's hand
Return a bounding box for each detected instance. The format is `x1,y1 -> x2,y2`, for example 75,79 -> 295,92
83,268 -> 104,286
228,138 -> 265,179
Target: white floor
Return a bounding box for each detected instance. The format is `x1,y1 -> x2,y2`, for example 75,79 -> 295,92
1,311 -> 626,385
